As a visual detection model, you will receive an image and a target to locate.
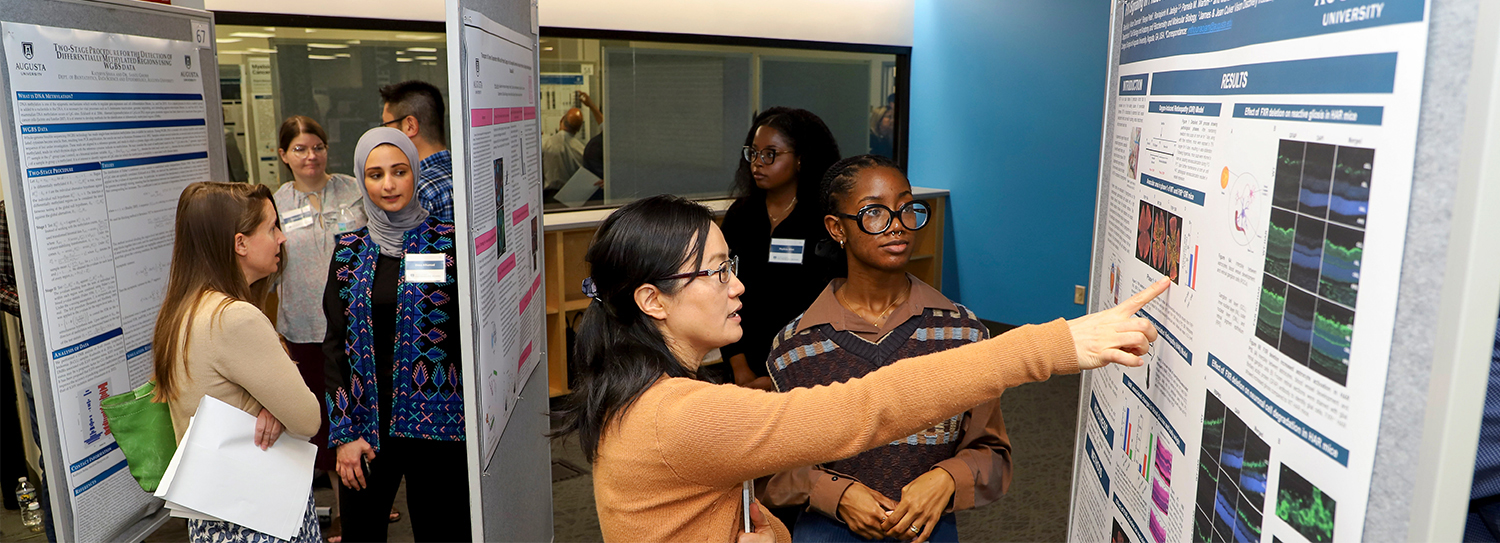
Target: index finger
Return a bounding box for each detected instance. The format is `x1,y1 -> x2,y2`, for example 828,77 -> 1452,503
1117,276 -> 1171,314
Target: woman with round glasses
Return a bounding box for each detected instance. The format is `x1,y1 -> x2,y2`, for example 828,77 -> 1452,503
758,155 -> 994,543
720,107 -> 843,391
272,115 -> 367,531
550,194 -> 1167,542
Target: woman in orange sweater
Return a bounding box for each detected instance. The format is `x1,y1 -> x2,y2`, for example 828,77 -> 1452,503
551,195 -> 1168,542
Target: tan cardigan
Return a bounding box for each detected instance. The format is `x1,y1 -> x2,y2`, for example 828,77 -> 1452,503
592,319 -> 1079,542
164,292 -> 321,443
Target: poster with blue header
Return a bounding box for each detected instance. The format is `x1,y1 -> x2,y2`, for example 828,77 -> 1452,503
1070,1 -> 1429,542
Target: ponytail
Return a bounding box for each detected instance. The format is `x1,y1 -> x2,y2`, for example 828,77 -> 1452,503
550,195 -> 714,462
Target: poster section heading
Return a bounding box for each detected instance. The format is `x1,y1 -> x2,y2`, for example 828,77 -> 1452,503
1121,0 -> 1424,64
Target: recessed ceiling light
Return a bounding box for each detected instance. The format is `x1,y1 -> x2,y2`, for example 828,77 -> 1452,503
230,32 -> 275,38
397,58 -> 413,63
308,54 -> 337,60
335,53 -> 350,58
346,40 -> 362,45
415,56 -> 437,61
396,50 -> 406,55
217,38 -> 242,44
395,34 -> 439,40
219,50 -> 245,55
248,48 -> 277,54
304,29 -> 317,33
422,62 -> 437,66
406,47 -> 437,53
307,43 -> 349,49
543,47 -> 553,51
263,27 -> 276,31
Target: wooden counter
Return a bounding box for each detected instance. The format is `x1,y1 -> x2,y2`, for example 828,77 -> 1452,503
540,187 -> 950,397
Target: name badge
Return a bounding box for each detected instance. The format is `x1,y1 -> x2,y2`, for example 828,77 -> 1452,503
768,238 -> 804,264
280,204 -> 315,231
405,253 -> 446,283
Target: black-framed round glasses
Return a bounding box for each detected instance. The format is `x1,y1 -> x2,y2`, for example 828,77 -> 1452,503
742,146 -> 792,166
661,255 -> 739,284
836,200 -> 930,235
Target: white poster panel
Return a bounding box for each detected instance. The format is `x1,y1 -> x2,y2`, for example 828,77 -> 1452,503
457,8 -> 544,466
1070,2 -> 1430,543
3,22 -> 211,541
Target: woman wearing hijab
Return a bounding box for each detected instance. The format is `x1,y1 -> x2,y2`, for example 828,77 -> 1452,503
322,127 -> 466,542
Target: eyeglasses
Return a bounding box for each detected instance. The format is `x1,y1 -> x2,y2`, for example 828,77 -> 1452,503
742,146 -> 792,166
661,255 -> 739,284
377,115 -> 409,129
288,144 -> 327,158
836,200 -> 930,235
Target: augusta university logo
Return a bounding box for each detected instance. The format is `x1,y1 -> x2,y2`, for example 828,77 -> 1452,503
21,42 -> 33,60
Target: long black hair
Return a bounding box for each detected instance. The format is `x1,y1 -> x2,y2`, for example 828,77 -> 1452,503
732,107 -> 842,206
550,195 -> 715,462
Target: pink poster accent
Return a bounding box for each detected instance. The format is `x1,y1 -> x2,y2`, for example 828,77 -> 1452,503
519,342 -> 532,370
523,106 -> 537,120
494,107 -> 512,123
471,108 -> 493,127
497,253 -> 517,282
475,227 -> 498,254
511,204 -> 529,225
518,273 -> 542,315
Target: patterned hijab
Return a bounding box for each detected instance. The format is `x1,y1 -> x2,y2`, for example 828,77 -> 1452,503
353,127 -> 428,258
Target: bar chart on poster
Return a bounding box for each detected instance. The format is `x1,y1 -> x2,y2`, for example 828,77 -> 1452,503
1070,1 -> 1431,542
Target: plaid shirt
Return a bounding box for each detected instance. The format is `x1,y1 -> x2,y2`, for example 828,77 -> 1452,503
417,150 -> 454,222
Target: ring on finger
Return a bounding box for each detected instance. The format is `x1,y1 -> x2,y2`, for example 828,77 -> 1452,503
910,525 -> 922,534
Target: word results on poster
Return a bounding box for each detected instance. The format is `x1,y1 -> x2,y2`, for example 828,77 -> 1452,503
4,22 -> 211,540
459,8 -> 545,465
1072,1 -> 1428,543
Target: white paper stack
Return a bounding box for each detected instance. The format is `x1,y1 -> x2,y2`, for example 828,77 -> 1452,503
154,396 -> 316,540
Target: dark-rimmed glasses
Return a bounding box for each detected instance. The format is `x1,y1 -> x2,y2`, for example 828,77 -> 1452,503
742,146 -> 792,166
377,115 -> 410,129
661,255 -> 739,284
836,200 -> 930,235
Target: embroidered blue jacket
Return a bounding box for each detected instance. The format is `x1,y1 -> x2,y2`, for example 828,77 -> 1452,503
321,217 -> 463,450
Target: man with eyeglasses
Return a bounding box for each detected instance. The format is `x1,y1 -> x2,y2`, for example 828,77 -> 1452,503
378,80 -> 454,221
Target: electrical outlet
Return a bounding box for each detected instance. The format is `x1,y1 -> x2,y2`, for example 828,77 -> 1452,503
1074,285 -> 1086,305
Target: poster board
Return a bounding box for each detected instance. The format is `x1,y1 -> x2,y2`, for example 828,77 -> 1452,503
1068,0 -> 1500,542
446,0 -> 554,541
0,0 -> 227,541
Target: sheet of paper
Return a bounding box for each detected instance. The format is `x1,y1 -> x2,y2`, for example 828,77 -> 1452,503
156,397 -> 314,540
555,166 -> 600,208
1068,2 -> 1430,543
3,21 -> 212,541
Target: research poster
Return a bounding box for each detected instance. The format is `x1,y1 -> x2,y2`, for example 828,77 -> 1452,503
1070,2 -> 1428,543
457,8 -> 544,465
4,23 -> 211,540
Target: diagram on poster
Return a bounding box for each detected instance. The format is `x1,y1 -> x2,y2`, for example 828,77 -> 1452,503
1070,1 -> 1429,542
4,22 -> 212,541
457,8 -> 544,466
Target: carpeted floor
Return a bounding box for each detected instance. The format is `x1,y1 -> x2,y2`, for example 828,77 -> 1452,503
550,372 -> 1083,542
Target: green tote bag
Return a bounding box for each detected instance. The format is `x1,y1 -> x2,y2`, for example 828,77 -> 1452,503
99,380 -> 177,492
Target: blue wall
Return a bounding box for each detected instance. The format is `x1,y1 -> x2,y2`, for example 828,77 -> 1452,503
911,0 -> 1111,326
